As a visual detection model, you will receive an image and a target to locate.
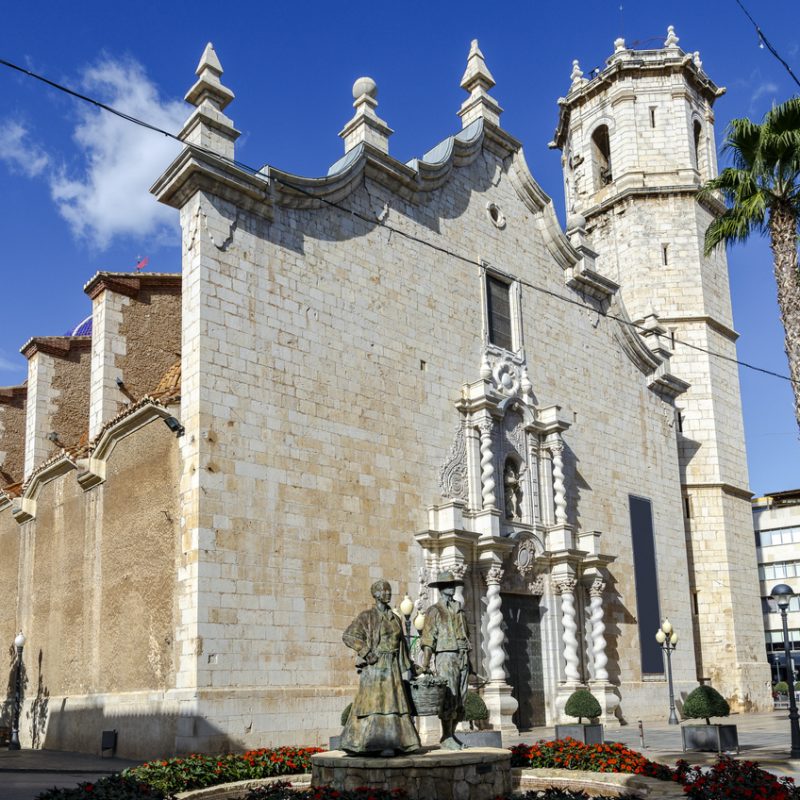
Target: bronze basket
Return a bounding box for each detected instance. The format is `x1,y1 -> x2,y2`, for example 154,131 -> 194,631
410,677 -> 447,716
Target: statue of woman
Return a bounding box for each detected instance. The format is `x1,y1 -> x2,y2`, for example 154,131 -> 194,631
340,580 -> 421,756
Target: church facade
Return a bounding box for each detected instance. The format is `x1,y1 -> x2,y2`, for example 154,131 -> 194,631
0,31 -> 770,757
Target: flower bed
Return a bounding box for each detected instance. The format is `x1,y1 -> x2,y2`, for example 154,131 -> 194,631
123,747 -> 324,795
675,756 -> 800,800
509,738 -> 672,780
243,784 -> 636,800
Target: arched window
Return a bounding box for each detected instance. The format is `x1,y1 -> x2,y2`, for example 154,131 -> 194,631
693,120 -> 704,177
591,125 -> 612,188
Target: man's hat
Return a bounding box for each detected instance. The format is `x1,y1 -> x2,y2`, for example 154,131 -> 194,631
428,570 -> 464,589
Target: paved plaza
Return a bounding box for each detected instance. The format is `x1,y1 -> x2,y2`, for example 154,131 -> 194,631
1,711 -> 799,799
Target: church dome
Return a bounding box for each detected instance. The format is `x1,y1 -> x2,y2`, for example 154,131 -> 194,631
65,314 -> 92,337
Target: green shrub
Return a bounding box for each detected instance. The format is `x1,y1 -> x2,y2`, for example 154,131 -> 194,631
774,681 -> 790,694
341,703 -> 352,726
464,690 -> 489,726
563,689 -> 602,723
681,685 -> 730,724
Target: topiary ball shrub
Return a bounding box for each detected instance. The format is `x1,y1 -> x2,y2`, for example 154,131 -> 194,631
564,689 -> 602,724
682,685 -> 730,725
774,681 -> 790,694
464,690 -> 489,729
341,703 -> 352,726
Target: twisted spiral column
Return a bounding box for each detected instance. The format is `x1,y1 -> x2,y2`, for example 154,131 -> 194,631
589,579 -> 609,681
550,439 -> 567,524
479,421 -> 496,510
483,566 -> 506,681
556,577 -> 581,682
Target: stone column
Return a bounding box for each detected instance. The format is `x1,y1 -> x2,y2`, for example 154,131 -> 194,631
550,439 -> 567,525
585,577 -> 621,724
555,577 -> 581,683
480,565 -> 518,736
478,421 -> 496,510
587,578 -> 609,681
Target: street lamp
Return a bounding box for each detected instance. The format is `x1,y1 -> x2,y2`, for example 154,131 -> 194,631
656,618 -> 679,725
399,595 -> 415,652
8,631 -> 25,751
770,583 -> 800,758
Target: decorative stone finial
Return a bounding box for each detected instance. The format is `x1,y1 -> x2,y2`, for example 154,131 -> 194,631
693,51 -> 703,70
614,37 -> 626,53
458,39 -> 503,128
665,25 -> 680,48
570,60 -> 585,88
339,76 -> 393,154
179,42 -> 239,158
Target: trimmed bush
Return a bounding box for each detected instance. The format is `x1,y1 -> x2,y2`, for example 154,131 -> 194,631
682,685 -> 730,725
563,689 -> 602,724
341,702 -> 352,726
774,681 -> 790,694
464,690 -> 489,727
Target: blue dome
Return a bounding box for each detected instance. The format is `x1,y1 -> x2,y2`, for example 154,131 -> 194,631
65,314 -> 92,337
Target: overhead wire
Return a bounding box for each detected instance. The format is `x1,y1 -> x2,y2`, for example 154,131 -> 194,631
733,0 -> 800,89
0,55 -> 797,388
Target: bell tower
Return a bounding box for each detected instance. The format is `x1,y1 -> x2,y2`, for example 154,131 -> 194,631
551,27 -> 770,710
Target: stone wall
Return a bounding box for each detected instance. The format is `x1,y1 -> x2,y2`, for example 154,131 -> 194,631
0,386 -> 26,485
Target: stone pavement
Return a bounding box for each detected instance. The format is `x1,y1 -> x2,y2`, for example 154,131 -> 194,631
1,711 -> 799,799
0,749 -> 140,800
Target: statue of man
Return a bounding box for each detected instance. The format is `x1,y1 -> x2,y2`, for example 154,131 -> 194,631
420,570 -> 472,750
340,580 -> 421,756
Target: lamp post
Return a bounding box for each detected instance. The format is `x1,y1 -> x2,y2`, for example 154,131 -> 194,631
399,595 -> 415,652
656,619 -> 679,725
8,631 -> 25,751
770,583 -> 800,758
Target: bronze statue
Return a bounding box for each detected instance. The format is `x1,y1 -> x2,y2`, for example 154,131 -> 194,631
420,570 -> 472,750
340,580 -> 421,756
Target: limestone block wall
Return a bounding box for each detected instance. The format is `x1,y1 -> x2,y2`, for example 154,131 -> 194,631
21,339 -> 91,479
86,273 -> 182,439
5,414 -> 180,755
171,141 -> 698,749
0,386 -> 26,485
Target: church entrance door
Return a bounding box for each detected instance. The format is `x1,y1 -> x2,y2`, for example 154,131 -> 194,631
502,592 -> 545,730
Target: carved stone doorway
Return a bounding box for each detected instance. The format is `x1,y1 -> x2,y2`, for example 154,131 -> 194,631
502,592 -> 545,730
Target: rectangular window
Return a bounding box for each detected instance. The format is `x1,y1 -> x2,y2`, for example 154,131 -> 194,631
629,496 -> 663,675
683,495 -> 692,519
649,107 -> 657,128
486,275 -> 513,351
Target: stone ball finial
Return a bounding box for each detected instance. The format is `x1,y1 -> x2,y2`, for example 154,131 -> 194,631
352,76 -> 377,100
614,37 -> 626,53
570,60 -> 584,83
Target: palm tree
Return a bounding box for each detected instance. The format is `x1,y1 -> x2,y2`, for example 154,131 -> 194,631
699,97 -> 800,429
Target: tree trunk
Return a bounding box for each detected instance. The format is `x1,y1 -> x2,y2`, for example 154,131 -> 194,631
768,203 -> 800,433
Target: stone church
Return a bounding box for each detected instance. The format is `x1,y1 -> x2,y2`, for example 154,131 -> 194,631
0,29 -> 771,757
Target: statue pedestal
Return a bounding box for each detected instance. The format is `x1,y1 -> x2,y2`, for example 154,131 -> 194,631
311,748 -> 511,800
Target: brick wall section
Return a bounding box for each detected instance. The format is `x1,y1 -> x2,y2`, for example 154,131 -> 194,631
0,385 -> 26,485
85,273 -> 182,439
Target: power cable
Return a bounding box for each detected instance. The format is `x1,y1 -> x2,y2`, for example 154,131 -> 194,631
0,55 -> 797,387
734,0 -> 800,89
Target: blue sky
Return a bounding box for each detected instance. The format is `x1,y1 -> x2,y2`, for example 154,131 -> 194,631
1,1 -> 798,495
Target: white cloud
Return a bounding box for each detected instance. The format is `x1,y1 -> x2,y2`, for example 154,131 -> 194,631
751,81 -> 779,104
49,58 -> 185,250
0,121 -> 50,177
0,57 -> 185,251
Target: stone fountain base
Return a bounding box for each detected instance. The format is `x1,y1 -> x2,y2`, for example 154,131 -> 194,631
311,747 -> 511,800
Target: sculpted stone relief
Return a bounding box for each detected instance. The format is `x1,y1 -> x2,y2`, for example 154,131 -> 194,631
438,424 -> 469,503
